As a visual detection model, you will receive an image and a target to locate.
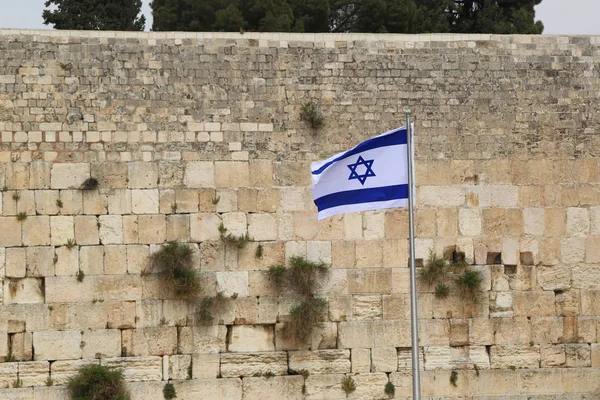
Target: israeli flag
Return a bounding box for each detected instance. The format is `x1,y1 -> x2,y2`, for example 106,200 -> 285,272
311,125 -> 411,220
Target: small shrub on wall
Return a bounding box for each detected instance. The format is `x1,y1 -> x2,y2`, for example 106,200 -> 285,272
68,364 -> 130,400
148,242 -> 200,299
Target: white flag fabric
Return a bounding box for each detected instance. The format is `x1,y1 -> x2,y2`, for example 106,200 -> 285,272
311,125 -> 411,220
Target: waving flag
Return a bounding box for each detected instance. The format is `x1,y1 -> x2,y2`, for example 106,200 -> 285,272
311,125 -> 410,220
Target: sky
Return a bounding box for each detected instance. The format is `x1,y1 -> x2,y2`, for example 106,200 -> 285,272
0,0 -> 598,34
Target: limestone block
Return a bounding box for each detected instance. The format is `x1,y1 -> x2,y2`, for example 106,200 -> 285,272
331,241 -> 355,269
216,190 -> 238,213
292,211 -> 318,240
348,269 -> 392,294
81,329 -> 121,359
309,322 -> 337,350
501,238 -> 519,266
54,246 -> 78,276
0,217 -> 22,246
229,325 -> 274,352
103,245 -> 126,275
490,345 -> 540,369
561,238 -> 585,264
493,317 -> 532,345
459,209 -> 482,236
45,275 -> 142,303
537,266 -> 570,291
25,246 -> 54,277
108,189 -> 132,215
523,208 -> 545,236
300,373 -> 345,400
101,356 -> 162,381
4,278 -> 44,304
215,162 -> 249,188
242,376 -> 304,400
371,347 -> 397,372
6,163 -> 29,190
566,207 -> 589,237
565,344 -> 591,367
10,332 -> 32,361
128,162 -> 158,189
99,215 -> 123,244
397,348 -> 425,371
18,361 -> 49,387
50,359 -> 100,385
257,296 -> 278,324
22,216 -> 50,247
0,362 -> 18,388
158,161 -> 184,189
131,190 -> 159,214
338,320 -> 374,348
281,188 -> 313,212
33,386 -> 70,399
374,320 -> 410,348
288,349 -> 350,374
540,344 -> 566,367
50,216 -> 74,246
107,301 -> 136,329
79,246 -> 104,275
33,330 -> 82,361
137,215 -> 166,244
123,216 -> 139,244
91,162 -> 128,189
222,212 -> 247,237
216,272 -> 249,297
238,188 -> 258,212
168,354 -> 192,380
352,295 -> 382,320
74,216 -> 99,245
29,162 -> 51,189
347,373 -> 389,400
190,213 -> 221,242
415,209 -> 436,238
423,346 -> 473,370
221,352 -> 288,378
512,291 -> 556,317
545,208 -> 566,237
183,161 -> 215,188
166,214 -> 190,242
50,163 -> 89,189
191,353 -> 219,379
58,190 -> 82,215
178,325 -> 227,354
6,248 -> 26,278
419,186 -> 464,207
248,213 -> 277,241
592,344 -> 600,367
127,327 -> 177,357
351,348 -> 371,373
34,190 -> 59,215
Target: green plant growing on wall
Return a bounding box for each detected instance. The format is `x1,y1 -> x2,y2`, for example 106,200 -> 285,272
68,364 -> 130,400
286,297 -> 328,341
16,212 -> 27,221
149,242 -> 200,299
418,249 -> 482,303
384,382 -> 395,398
76,269 -> 85,282
255,244 -> 263,259
268,265 -> 287,284
211,195 -> 220,205
66,238 -> 76,249
341,375 -> 356,394
450,370 -> 458,387
301,101 -> 324,129
12,378 -> 23,388
219,223 -> 252,249
12,192 -> 20,201
163,382 -> 176,399
81,177 -> 99,190
194,292 -> 228,325
56,199 -> 63,208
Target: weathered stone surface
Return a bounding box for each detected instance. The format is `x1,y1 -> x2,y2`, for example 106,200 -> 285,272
168,354 -> 192,380
101,356 -> 162,381
18,361 -> 49,387
4,278 -> 44,304
289,350 -> 351,374
192,353 -> 220,379
33,330 -> 82,361
229,325 -> 274,352
81,329 -> 121,359
371,346 -> 397,372
490,345 -> 540,369
51,163 -> 89,189
303,374 -> 346,400
242,376 -> 304,400
221,352 -> 288,378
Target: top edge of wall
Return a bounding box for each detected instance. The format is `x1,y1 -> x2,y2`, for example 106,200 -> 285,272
0,28 -> 598,43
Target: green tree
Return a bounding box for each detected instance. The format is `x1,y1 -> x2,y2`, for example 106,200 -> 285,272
449,0 -> 544,34
42,0 -> 146,30
151,0 -> 544,34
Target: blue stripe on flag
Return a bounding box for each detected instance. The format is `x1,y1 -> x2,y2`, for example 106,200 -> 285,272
312,128 -> 407,175
314,184 -> 409,211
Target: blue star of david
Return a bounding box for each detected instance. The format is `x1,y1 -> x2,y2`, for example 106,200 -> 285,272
347,155 -> 376,185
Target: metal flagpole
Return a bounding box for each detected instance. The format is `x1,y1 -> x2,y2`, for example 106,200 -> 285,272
405,110 -> 421,399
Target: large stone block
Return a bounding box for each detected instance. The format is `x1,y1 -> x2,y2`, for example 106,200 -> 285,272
338,320 -> 374,349
108,189 -> 132,214
4,278 -> 44,304
81,329 -> 121,359
178,325 -> 227,354
190,213 -> 221,242
34,190 -> 59,215
216,272 -> 249,297
18,361 -> 50,387
215,162 -> 250,188
33,330 -> 82,361
229,325 -> 275,352
131,190 -> 159,214
128,162 -> 158,189
184,161 -> 215,188
25,246 -> 54,277
74,216 -> 99,245
371,346 -> 397,372
348,269 -> 392,294
242,376 -> 304,400
51,163 -> 90,189
91,162 -> 128,189
490,345 -> 540,369
50,216 -> 74,246
99,215 -> 123,244
288,349 -> 351,374
29,162 -> 51,190
101,356 -> 162,381
45,275 -> 142,303
0,217 -> 22,246
221,352 -> 288,378
22,216 -> 50,246
137,215 -> 166,244
458,209 -> 482,236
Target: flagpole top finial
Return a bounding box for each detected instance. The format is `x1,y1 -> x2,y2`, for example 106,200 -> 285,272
403,107 -> 412,115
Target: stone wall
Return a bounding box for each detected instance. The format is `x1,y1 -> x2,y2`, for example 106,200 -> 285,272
0,29 -> 599,399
